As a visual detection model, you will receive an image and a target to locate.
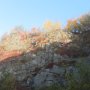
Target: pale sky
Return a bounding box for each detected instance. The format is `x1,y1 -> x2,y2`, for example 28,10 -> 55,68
0,0 -> 90,38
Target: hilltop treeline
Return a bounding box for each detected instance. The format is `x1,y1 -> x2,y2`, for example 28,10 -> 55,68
0,13 -> 90,60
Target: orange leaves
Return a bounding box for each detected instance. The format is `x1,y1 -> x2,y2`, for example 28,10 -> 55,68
0,21 -> 71,61
18,31 -> 27,41
0,50 -> 23,61
73,19 -> 78,28
65,19 -> 78,31
30,27 -> 40,35
44,21 -> 53,30
30,32 -> 48,47
43,21 -> 61,32
65,19 -> 73,30
53,22 -> 61,30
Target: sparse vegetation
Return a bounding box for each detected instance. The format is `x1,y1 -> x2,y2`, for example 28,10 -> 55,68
0,13 -> 90,90
0,72 -> 16,90
39,61 -> 90,90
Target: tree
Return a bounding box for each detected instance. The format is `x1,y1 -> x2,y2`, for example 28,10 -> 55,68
43,21 -> 61,32
0,26 -> 31,52
65,13 -> 90,55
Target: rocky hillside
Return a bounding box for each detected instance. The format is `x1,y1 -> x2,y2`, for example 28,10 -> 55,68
0,39 -> 89,90
0,26 -> 75,90
0,26 -> 70,61
0,16 -> 90,90
0,44 -> 78,90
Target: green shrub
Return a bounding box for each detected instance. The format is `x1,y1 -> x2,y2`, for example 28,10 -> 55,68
38,84 -> 65,90
66,61 -> 90,90
0,72 -> 16,90
39,61 -> 90,90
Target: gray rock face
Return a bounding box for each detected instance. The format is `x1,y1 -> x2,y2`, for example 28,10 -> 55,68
0,46 -> 76,89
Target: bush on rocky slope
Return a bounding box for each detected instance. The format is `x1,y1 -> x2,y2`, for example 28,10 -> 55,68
0,72 -> 16,90
38,61 -> 90,90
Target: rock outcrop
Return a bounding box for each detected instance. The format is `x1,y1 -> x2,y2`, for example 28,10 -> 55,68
0,44 -> 77,89
0,28 -> 78,89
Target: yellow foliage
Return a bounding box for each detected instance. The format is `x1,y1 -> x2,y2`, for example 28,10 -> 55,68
43,21 -> 61,33
44,21 -> 53,30
54,22 -> 61,29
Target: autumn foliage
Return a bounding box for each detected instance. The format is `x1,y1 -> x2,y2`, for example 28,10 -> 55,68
0,13 -> 90,61
0,22 -> 70,61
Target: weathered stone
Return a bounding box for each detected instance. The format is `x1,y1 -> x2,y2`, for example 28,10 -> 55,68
50,65 -> 65,75
0,44 -> 78,89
